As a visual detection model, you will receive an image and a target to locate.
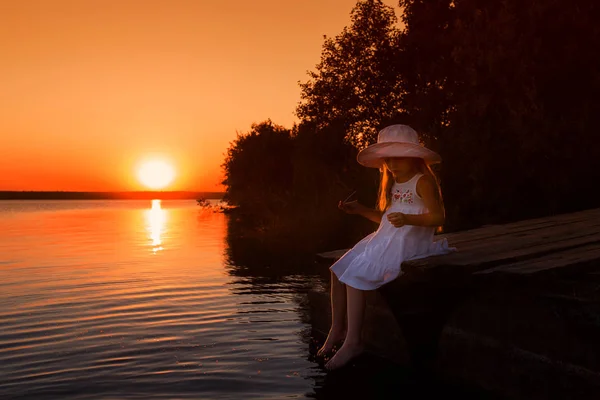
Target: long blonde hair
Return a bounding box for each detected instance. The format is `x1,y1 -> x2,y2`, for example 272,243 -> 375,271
376,158 -> 444,213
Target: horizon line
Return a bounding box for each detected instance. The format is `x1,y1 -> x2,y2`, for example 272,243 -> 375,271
0,190 -> 223,193
0,190 -> 224,200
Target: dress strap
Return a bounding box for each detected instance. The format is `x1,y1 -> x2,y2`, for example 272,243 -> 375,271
409,173 -> 424,192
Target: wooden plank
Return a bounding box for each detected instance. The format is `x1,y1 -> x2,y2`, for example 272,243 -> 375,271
444,223 -> 600,262
428,208 -> 595,241
317,208 -> 600,273
476,242 -> 600,274
320,219 -> 600,266
316,220 -> 562,260
446,218 -> 600,253
443,208 -> 600,245
410,212 -> 600,269
411,231 -> 600,271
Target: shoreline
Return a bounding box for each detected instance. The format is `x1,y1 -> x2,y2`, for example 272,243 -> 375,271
0,191 -> 224,201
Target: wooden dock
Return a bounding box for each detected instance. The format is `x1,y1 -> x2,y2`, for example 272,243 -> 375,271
314,208 -> 600,399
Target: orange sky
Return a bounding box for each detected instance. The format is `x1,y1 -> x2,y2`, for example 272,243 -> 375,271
0,0 -> 401,192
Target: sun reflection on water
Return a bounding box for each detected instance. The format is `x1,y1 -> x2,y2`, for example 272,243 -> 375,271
145,199 -> 167,253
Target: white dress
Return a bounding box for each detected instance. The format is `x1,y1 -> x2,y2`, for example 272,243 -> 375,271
330,173 -> 454,290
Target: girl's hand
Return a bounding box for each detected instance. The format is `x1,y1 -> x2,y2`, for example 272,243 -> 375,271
387,212 -> 406,228
338,200 -> 362,214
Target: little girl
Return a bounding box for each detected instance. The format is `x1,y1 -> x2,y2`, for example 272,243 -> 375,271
319,124 -> 454,370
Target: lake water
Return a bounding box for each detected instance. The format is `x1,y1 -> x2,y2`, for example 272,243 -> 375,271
0,200 -> 338,399
0,200 -> 490,399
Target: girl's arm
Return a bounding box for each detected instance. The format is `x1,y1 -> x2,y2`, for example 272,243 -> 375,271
357,204 -> 384,224
388,175 -> 445,227
338,201 -> 383,224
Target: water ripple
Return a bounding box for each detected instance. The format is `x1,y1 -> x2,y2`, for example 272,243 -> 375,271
0,200 -> 324,399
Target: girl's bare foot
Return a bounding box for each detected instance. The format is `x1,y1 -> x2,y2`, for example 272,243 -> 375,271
316,329 -> 346,357
324,342 -> 363,370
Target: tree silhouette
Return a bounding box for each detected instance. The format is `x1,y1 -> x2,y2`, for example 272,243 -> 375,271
400,0 -> 600,228
296,0 -> 404,148
221,120 -> 293,220
222,0 -> 600,246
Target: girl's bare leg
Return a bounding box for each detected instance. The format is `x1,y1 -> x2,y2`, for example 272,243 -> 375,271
325,285 -> 366,370
317,271 -> 347,356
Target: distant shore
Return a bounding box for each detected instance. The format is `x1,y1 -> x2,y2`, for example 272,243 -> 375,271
0,191 -> 224,200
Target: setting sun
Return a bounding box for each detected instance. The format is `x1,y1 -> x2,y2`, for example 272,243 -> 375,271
137,160 -> 176,190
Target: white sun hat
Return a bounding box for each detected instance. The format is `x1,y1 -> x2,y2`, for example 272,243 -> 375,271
356,124 -> 441,168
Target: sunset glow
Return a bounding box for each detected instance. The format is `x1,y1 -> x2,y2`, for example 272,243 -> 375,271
0,0 -> 401,192
145,199 -> 166,253
137,160 -> 175,190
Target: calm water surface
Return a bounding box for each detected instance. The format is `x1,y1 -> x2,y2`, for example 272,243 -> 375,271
0,200 -> 331,399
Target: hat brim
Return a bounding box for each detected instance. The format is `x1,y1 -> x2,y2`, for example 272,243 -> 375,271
357,142 -> 441,168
